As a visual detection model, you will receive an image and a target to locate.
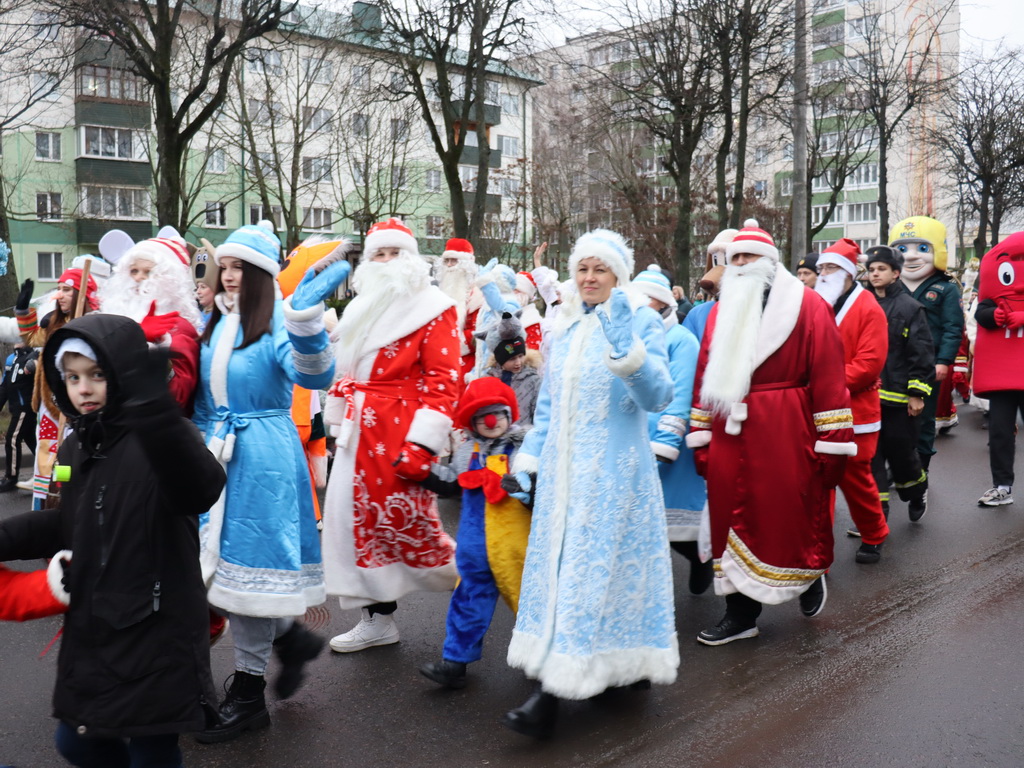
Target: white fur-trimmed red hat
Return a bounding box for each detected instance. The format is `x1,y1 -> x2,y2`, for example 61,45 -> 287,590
817,238 -> 861,278
441,237 -> 474,262
515,270 -> 537,300
125,237 -> 192,270
363,218 -> 418,259
724,219 -> 779,263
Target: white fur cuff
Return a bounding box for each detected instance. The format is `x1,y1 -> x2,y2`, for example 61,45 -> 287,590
814,439 -> 858,456
282,296 -> 326,335
604,340 -> 646,378
652,442 -> 680,462
685,431 -> 712,449
405,408 -> 454,455
511,452 -> 539,474
46,550 -> 72,606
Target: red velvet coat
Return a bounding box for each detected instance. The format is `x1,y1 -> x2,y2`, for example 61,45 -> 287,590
0,562 -> 67,621
834,285 -> 887,433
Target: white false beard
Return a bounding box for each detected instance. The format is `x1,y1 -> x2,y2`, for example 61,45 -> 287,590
436,264 -> 473,330
814,271 -> 848,306
701,258 -> 777,418
98,261 -> 202,328
334,251 -> 429,374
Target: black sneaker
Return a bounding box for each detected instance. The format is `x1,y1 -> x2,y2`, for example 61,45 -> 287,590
908,492 -> 928,522
696,616 -> 759,646
0,476 -> 17,493
799,576 -> 827,618
855,542 -> 883,564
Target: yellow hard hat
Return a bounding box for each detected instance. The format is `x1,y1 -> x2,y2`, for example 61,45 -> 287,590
888,216 -> 948,271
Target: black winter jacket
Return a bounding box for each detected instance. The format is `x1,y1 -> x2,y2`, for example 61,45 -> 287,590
0,314 -> 225,738
873,281 -> 936,407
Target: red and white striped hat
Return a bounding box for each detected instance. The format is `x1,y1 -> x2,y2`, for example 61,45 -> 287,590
125,237 -> 192,270
724,219 -> 779,263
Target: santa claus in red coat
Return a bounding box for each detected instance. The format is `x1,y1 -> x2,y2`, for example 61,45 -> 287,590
433,237 -> 479,388
322,219 -> 459,653
813,239 -> 890,560
514,271 -> 543,350
686,221 -> 855,646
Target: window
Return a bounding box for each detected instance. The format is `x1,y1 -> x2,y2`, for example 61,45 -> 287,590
302,207 -> 333,231
501,221 -> 517,243
500,92 -> 520,116
499,178 -> 521,198
847,201 -> 878,223
485,80 -> 500,106
37,252 -> 63,281
77,65 -> 146,101
351,65 -> 370,88
302,56 -> 334,85
814,239 -> 837,253
390,71 -> 405,92
301,156 -> 332,182
814,0 -> 844,10
204,202 -> 227,228
302,107 -> 333,132
780,175 -> 793,196
783,142 -> 794,160
425,169 -> 442,192
352,113 -> 369,138
352,160 -> 369,185
813,23 -> 844,50
79,186 -> 149,220
811,204 -> 842,226
206,148 -> 226,174
847,163 -> 879,188
249,204 -> 284,229
753,179 -> 768,197
31,72 -> 60,102
35,132 -> 61,161
847,14 -> 879,40
36,192 -> 62,221
811,169 -> 837,191
248,99 -> 281,126
391,118 -> 409,142
31,11 -> 59,41
854,238 -> 877,251
247,48 -> 283,76
754,146 -> 769,164
391,165 -> 407,189
459,165 -> 477,192
462,129 -> 479,147
248,151 -> 274,176
80,126 -> 147,160
812,59 -> 844,85
498,135 -> 520,157
425,215 -> 445,238
570,86 -> 584,104
637,156 -> 657,176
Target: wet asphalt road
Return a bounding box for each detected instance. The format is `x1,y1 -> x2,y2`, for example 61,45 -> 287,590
1,403 -> 1022,767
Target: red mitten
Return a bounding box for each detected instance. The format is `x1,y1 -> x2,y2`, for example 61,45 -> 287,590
139,301 -> 180,342
693,446 -> 709,478
819,455 -> 847,489
994,307 -> 1008,326
393,442 -> 434,482
1007,311 -> 1024,330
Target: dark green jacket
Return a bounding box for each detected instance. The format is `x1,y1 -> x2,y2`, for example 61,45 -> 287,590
905,272 -> 964,365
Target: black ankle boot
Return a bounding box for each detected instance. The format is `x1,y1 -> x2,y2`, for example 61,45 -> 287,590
196,672 -> 270,744
420,659 -> 467,689
502,688 -> 558,739
273,622 -> 324,700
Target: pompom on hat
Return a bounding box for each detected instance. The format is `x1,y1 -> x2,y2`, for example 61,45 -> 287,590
724,219 -> 779,263
363,218 -> 418,260
569,229 -> 634,288
817,238 -> 861,278
632,264 -> 678,309
454,376 -> 519,430
441,238 -> 474,262
215,220 -> 282,276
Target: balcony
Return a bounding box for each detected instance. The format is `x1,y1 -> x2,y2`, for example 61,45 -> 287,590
75,101 -> 150,130
75,157 -> 151,186
459,145 -> 502,169
447,100 -> 501,126
464,192 -> 502,214
77,218 -> 152,245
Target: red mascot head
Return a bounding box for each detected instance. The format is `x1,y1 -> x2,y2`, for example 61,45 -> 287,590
979,231 -> 1024,312
974,231 -> 1024,395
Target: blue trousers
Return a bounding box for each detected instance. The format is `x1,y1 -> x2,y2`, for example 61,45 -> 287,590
442,492 -> 498,664
55,721 -> 182,768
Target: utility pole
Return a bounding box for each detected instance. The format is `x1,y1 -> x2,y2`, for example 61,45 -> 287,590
790,0 -> 809,269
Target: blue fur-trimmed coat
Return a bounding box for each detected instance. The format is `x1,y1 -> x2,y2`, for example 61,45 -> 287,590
648,317 -> 706,540
507,292 -> 679,699
194,297 -> 334,618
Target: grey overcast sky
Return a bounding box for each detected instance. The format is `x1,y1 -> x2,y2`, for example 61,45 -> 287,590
960,0 -> 1024,51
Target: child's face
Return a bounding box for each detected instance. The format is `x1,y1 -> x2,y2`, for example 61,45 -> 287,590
56,284 -> 76,314
472,411 -> 509,439
63,353 -> 107,414
129,258 -> 155,283
501,354 -> 525,374
219,257 -> 244,295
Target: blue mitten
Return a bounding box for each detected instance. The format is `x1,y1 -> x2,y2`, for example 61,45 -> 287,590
476,257 -> 498,281
598,288 -> 635,359
291,260 -> 351,311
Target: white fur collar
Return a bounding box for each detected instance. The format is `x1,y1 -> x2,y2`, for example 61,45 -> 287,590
835,283 -> 865,326
753,263 -> 805,369
551,286 -> 648,337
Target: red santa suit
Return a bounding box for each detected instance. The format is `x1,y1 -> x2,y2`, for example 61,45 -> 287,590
687,261 -> 855,604
0,554 -> 70,622
322,224 -> 459,611
515,271 -> 543,350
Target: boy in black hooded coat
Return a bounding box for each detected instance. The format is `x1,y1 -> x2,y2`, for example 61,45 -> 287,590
0,313 -> 225,766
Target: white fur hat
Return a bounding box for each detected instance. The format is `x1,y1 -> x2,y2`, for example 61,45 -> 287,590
568,229 -> 634,287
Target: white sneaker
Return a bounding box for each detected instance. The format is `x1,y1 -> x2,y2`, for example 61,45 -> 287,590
329,608 -> 400,653
16,479 -> 32,491
978,487 -> 1013,507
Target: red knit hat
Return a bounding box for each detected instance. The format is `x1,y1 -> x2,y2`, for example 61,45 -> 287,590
724,219 -> 779,263
441,238 -> 474,262
818,238 -> 861,277
363,218 -> 418,259
58,268 -> 99,311
455,377 -> 519,430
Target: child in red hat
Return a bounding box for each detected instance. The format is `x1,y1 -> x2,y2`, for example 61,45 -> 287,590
417,377 -> 531,689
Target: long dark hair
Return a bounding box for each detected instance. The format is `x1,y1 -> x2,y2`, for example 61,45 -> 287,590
200,260 -> 276,349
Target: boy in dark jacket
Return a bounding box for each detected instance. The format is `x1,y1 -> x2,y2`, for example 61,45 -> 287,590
865,246 -> 935,527
0,314 -> 225,767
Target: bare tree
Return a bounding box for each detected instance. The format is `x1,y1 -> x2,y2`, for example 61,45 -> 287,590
46,0 -> 296,230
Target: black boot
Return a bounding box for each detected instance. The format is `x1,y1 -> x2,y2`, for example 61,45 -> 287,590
273,623 -> 324,700
502,687 -> 559,739
196,672 -> 270,744
420,659 -> 467,689
0,476 -> 17,493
